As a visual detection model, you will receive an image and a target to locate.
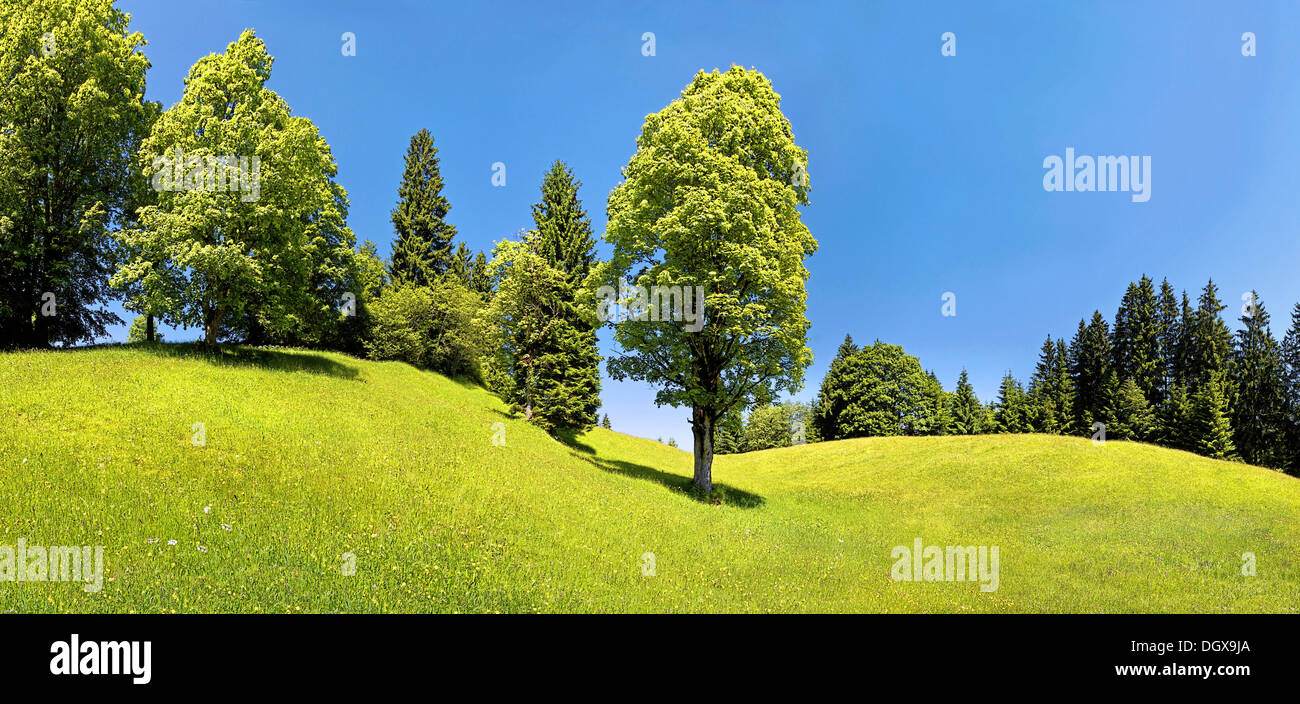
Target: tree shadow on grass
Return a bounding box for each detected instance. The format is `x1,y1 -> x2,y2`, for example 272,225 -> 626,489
120,342 -> 361,380
554,429 -> 764,509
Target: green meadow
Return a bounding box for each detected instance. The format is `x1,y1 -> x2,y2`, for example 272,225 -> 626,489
1,344 -> 1297,613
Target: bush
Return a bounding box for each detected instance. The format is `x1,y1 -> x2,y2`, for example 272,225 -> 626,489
364,277 -> 484,379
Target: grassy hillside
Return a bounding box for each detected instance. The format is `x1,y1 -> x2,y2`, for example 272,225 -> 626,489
2,344 -> 1297,613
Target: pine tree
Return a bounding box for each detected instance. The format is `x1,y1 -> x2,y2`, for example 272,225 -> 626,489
1112,276 -> 1161,404
1231,292 -> 1287,468
1159,382 -> 1192,450
993,371 -> 1031,433
916,371 -> 952,436
601,414 -> 611,429
1155,278 -> 1181,403
500,161 -> 604,433
528,161 -> 597,286
812,335 -> 861,440
1069,312 -> 1113,435
1029,335 -> 1071,433
1190,376 -> 1237,460
389,129 -> 457,285
950,369 -> 982,435
1052,338 -> 1074,432
1279,303 -> 1300,474
1187,280 -> 1234,389
1109,377 -> 1155,441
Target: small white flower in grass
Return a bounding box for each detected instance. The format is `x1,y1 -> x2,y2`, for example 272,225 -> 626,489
197,545 -> 208,553
203,506 -> 211,514
167,539 -> 177,546
221,524 -> 231,531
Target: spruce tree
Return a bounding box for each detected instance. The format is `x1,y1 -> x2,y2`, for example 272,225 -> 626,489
1029,335 -> 1071,433
917,371 -> 952,436
1052,338 -> 1074,432
1279,303 -> 1300,474
529,161 -> 597,285
1069,312 -> 1113,434
1231,292 -> 1287,468
602,414 -> 611,430
993,371 -> 1031,433
521,160 -> 602,431
1155,278 -> 1181,403
951,369 -> 982,435
812,335 -> 861,440
1190,376 -> 1237,460
389,129 -> 457,285
1112,276 -> 1161,404
1109,377 -> 1155,441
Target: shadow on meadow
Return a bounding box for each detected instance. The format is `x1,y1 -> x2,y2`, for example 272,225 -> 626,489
555,428 -> 765,509
115,342 -> 361,380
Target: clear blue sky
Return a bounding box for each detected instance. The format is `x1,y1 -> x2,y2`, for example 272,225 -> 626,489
108,0 -> 1300,446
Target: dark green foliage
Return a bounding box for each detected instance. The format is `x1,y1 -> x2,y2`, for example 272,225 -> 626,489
811,339 -> 935,439
713,406 -> 746,454
1190,376 -> 1237,460
993,371 -> 1032,433
601,414 -> 611,430
449,242 -> 491,296
1029,336 -> 1072,433
1112,276 -> 1161,404
1230,292 -> 1288,468
950,369 -> 982,435
389,129 -> 457,286
1069,312 -> 1113,434
1155,278 -> 1181,402
1108,377 -> 1156,441
1280,304 -> 1300,474
528,160 -> 596,286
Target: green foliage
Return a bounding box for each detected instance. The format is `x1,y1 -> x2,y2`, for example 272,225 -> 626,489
1029,336 -> 1072,433
1229,292 -> 1288,468
126,316 -> 162,344
811,340 -> 936,439
113,30 -> 355,345
949,369 -> 983,435
1112,276 -> 1161,405
1190,376 -> 1237,460
598,66 -> 816,491
481,238 -> 600,434
601,414 -> 611,430
0,0 -> 153,347
1069,312 -> 1113,434
389,128 -> 457,285
1108,377 -> 1156,442
364,279 -> 483,379
993,372 -> 1032,433
1282,304 -> 1300,474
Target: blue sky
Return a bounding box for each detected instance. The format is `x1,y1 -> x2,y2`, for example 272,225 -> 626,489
109,0 -> 1300,445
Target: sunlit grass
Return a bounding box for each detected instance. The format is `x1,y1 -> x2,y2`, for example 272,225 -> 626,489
1,343 -> 1296,612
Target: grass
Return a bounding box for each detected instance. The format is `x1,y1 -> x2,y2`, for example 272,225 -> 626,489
1,343 -> 1297,613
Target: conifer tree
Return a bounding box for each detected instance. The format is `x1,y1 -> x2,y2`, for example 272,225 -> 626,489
389,129 -> 456,285
812,335 -> 861,440
1109,377 -> 1155,441
1190,376 -> 1237,460
1231,292 -> 1287,468
1069,312 -> 1113,434
1112,276 -> 1161,404
1029,335 -> 1071,433
993,371 -> 1032,433
602,414 -> 611,429
1279,303 -> 1300,474
916,371 -> 952,436
950,369 -> 982,435
1155,278 -> 1181,402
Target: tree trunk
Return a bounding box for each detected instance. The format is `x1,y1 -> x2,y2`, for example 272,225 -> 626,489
691,406 -> 714,493
204,307 -> 221,346
145,314 -> 155,343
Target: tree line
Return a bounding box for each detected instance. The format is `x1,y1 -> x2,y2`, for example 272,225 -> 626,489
803,276 -> 1300,475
